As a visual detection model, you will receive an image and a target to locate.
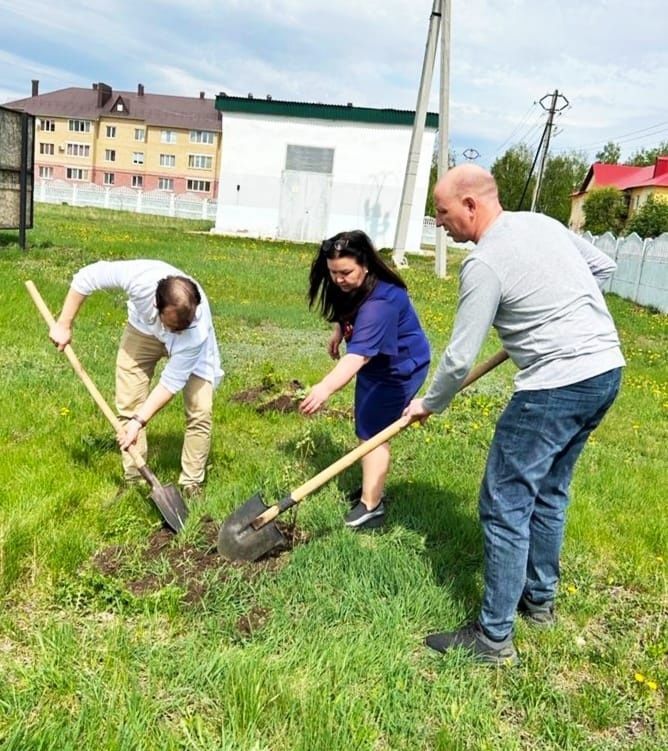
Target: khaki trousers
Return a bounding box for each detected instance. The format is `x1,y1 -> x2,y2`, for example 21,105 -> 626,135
116,323 -> 213,486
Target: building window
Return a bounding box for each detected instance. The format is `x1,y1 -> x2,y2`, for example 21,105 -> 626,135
160,153 -> 176,168
188,154 -> 213,170
66,167 -> 88,181
116,102 -> 124,112
134,128 -> 145,141
161,130 -> 177,144
104,149 -> 116,162
106,125 -> 117,138
39,166 -> 54,179
189,130 -> 215,144
40,119 -> 55,132
104,172 -> 115,185
68,119 -> 91,133
39,142 -> 55,155
187,179 -> 210,192
132,152 -> 144,165
131,175 -> 143,188
158,178 -> 174,191
66,142 -> 90,157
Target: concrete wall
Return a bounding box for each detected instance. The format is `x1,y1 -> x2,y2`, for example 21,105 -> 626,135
212,113 -> 436,250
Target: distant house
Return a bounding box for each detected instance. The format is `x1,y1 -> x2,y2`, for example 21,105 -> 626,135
569,157 -> 668,231
212,94 -> 437,249
3,81 -> 221,196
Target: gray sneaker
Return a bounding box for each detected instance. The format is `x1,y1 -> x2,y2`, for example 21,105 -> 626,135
518,596 -> 555,626
425,622 -> 519,666
344,500 -> 385,528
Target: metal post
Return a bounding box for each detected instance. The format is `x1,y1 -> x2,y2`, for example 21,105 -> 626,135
393,0 -> 441,267
434,0 -> 451,278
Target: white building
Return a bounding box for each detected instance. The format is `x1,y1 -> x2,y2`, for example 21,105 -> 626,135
212,94 -> 437,250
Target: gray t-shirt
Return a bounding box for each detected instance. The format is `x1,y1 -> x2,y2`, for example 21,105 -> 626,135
423,211 -> 625,413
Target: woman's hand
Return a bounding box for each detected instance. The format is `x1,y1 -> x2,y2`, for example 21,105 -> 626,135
328,323 -> 343,360
299,382 -> 333,415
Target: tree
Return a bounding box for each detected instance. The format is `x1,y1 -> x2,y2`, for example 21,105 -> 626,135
491,144 -> 535,211
626,194 -> 668,238
595,141 -> 621,164
625,140 -> 668,167
583,187 -> 627,235
539,151 -> 589,225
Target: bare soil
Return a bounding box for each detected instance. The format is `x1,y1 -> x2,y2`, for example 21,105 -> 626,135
92,515 -> 309,607
232,379 -> 352,418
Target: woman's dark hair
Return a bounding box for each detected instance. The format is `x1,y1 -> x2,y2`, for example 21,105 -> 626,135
155,275 -> 201,331
308,230 -> 406,322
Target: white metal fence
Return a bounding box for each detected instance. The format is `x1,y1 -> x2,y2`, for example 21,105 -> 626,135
35,179 -> 217,221
583,231 -> 668,313
422,217 -> 668,313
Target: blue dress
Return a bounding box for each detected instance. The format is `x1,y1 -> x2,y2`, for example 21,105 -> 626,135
343,280 -> 431,439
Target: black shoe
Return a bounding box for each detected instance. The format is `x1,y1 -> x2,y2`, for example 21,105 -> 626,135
344,500 -> 385,528
345,486 -> 386,508
425,622 -> 519,666
517,596 -> 555,626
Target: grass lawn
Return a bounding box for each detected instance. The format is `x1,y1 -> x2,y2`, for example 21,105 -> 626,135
0,204 -> 665,750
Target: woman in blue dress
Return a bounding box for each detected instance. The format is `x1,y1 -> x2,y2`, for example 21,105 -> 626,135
300,230 -> 431,528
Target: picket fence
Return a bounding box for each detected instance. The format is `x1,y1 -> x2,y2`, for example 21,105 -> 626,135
35,179 -> 217,221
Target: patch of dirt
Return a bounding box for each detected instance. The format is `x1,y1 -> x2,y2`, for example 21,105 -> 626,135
91,515 -> 310,607
232,379 -> 352,418
236,606 -> 271,635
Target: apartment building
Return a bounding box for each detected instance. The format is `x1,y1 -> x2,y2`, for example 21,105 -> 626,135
4,81 -> 221,197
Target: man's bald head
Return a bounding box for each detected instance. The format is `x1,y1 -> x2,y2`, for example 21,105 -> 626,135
433,165 -> 502,243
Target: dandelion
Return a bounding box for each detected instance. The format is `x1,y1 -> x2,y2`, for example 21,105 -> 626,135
59,406 -> 70,417
647,680 -> 658,691
566,584 -> 577,594
634,672 -> 646,683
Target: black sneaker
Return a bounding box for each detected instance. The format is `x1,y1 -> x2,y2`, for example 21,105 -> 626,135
517,596 -> 555,626
345,486 -> 386,508
425,622 -> 519,666
344,500 -> 385,528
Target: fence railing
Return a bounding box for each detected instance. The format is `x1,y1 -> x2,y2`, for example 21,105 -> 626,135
35,179 -> 217,221
583,231 -> 668,313
422,217 -> 668,313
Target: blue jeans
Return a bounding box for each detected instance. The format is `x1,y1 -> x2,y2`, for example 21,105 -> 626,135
478,368 -> 622,640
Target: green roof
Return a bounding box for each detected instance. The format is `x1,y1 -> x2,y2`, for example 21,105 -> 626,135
215,94 -> 438,128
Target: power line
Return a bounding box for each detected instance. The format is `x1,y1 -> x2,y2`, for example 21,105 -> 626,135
492,101 -> 537,156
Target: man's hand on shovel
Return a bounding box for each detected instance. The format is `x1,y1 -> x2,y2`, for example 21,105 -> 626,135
117,420 -> 141,450
402,397 -> 433,426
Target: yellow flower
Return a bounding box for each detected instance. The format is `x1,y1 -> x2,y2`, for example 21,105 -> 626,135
634,672 -> 645,683
647,680 -> 658,691
59,406 -> 70,416
566,584 -> 577,594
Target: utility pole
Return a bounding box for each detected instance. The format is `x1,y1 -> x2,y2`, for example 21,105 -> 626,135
530,89 -> 569,212
434,0 -> 451,278
393,0 -> 449,271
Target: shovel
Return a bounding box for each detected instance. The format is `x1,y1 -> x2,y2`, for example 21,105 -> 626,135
25,280 -> 188,533
218,348 -> 509,561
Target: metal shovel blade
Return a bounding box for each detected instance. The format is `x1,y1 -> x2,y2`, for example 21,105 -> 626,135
148,483 -> 188,533
217,493 -> 286,562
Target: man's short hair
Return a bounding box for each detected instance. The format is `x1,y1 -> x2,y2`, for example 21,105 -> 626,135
155,276 -> 201,331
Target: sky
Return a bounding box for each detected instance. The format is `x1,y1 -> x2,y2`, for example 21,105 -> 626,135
1,0 -> 667,169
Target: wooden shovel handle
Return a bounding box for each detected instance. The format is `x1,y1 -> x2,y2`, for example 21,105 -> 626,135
25,280 -> 147,470
253,347 -> 511,529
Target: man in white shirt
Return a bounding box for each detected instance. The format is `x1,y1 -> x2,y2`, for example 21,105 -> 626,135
404,165 -> 624,666
49,259 -> 223,496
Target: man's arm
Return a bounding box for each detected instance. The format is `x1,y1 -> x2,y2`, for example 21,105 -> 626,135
49,288 -> 88,351
568,231 -> 617,289
117,383 -> 174,449
421,259 -> 501,414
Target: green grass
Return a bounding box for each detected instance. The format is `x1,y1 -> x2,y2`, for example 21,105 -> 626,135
0,204 -> 665,750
